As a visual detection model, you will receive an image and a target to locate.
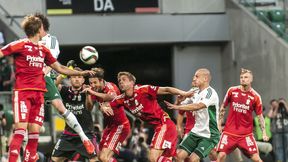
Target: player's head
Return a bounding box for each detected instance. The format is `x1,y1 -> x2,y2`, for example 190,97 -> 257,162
89,67 -> 105,91
33,13 -> 50,32
240,68 -> 253,87
117,71 -> 136,92
21,15 -> 44,39
270,99 -> 279,109
69,67 -> 85,89
193,68 -> 211,87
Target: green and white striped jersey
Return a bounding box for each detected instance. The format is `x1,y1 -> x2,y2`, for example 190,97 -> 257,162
190,86 -> 220,138
40,34 -> 60,77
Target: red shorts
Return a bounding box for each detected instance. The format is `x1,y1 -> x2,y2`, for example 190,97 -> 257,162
150,119 -> 178,157
12,90 -> 45,126
99,121 -> 130,154
216,132 -> 259,157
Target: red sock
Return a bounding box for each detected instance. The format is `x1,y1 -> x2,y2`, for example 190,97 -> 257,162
8,128 -> 26,162
157,156 -> 172,162
23,132 -> 39,162
109,157 -> 117,162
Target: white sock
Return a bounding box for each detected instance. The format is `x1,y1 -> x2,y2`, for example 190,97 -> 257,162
62,110 -> 89,141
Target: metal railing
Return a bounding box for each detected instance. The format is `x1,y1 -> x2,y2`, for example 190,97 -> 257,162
239,0 -> 288,41
0,4 -> 21,29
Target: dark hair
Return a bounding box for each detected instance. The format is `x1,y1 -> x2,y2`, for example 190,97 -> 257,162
270,99 -> 278,104
90,67 -> 104,79
34,12 -> 50,31
21,15 -> 42,38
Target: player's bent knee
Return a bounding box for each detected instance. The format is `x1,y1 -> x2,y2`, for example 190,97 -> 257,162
209,150 -> 218,161
175,149 -> 189,162
189,153 -> 200,162
250,154 -> 262,162
218,152 -> 227,159
99,152 -> 108,162
149,154 -> 158,162
51,99 -> 66,113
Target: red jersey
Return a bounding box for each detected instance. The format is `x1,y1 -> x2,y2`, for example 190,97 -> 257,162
1,39 -> 56,91
92,81 -> 129,126
222,86 -> 262,135
178,110 -> 195,134
110,85 -> 170,127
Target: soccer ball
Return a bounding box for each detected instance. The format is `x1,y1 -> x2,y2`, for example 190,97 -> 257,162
79,46 -> 99,65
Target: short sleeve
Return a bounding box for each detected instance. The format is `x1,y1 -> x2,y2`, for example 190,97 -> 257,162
50,36 -> 60,59
1,40 -> 23,56
43,46 -> 57,66
254,95 -> 263,115
200,88 -> 217,108
145,85 -> 159,98
222,88 -> 233,107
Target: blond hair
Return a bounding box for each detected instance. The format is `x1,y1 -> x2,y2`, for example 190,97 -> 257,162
117,71 -> 136,83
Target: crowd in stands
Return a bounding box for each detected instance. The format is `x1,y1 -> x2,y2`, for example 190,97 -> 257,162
0,56 -> 15,91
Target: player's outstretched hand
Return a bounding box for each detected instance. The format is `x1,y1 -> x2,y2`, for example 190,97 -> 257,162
81,70 -> 96,77
179,90 -> 194,99
82,86 -> 93,95
100,103 -> 114,116
176,95 -> 186,103
164,100 -> 179,110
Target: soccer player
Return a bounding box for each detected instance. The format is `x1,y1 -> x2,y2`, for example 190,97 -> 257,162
34,13 -> 95,154
108,71 -> 192,162
0,15 -> 94,162
51,67 -> 98,161
176,81 -> 198,138
216,68 -> 269,162
84,68 -> 131,162
165,68 -> 220,162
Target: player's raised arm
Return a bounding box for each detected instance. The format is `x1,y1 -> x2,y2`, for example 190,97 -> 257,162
82,87 -> 115,102
157,86 -> 194,97
165,100 -> 206,111
50,61 -> 95,77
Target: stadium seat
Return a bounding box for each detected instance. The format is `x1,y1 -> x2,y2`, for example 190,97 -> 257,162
269,10 -> 285,22
271,22 -> 285,36
255,10 -> 270,25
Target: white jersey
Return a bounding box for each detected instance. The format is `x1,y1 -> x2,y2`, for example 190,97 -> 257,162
181,87 -> 199,105
40,34 -> 60,77
190,86 -> 220,138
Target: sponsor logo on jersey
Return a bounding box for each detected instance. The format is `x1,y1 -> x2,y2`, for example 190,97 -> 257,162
232,102 -> 250,113
26,55 -> 45,68
65,103 -> 84,115
162,140 -> 172,149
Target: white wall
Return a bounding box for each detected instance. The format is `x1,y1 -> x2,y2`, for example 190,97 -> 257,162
173,45 -> 224,100
0,0 -> 44,16
161,0 -> 225,13
223,0 -> 288,106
